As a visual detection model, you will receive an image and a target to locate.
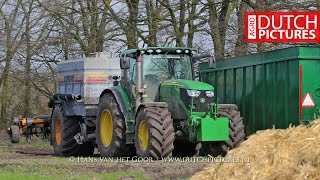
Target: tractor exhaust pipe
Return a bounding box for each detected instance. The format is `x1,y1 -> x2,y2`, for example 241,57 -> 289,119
135,51 -> 144,111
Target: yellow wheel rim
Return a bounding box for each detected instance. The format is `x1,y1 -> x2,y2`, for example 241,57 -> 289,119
55,119 -> 62,145
100,110 -> 113,147
138,120 -> 149,151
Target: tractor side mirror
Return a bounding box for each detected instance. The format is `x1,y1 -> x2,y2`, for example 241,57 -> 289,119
208,56 -> 216,69
192,53 -> 216,69
120,57 -> 130,69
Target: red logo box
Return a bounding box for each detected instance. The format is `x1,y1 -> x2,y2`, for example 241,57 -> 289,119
245,12 -> 320,43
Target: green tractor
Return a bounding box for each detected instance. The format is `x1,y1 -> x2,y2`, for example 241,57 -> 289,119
96,47 -> 245,158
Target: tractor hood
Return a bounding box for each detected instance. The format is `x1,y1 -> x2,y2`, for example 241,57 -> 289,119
161,79 -> 214,90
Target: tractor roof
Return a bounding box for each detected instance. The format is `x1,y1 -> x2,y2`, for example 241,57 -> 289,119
120,47 -> 197,56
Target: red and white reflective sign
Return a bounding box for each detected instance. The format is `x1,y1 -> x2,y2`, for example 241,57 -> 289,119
301,93 -> 315,108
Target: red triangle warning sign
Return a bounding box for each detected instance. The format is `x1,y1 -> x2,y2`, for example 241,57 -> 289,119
302,93 -> 315,108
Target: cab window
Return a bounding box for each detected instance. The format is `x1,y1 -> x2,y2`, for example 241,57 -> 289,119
127,58 -> 136,83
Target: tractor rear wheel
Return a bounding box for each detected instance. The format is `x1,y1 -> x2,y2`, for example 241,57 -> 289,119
9,125 -> 20,143
51,105 -> 94,156
135,106 -> 175,159
96,93 -> 134,157
202,104 -> 245,156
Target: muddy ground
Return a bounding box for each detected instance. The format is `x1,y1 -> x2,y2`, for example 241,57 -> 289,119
0,130 -> 207,179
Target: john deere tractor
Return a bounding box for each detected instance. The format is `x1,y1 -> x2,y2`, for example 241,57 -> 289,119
95,47 -> 245,158
49,47 -> 245,158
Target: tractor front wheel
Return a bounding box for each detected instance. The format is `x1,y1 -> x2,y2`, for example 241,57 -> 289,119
135,106 -> 175,159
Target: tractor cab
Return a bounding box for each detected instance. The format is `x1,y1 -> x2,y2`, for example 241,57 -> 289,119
119,47 -> 213,104
143,53 -> 192,81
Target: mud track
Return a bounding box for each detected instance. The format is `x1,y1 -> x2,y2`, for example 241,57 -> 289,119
0,131 -> 207,179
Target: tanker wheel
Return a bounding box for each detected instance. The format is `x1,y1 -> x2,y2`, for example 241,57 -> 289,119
134,106 -> 175,159
51,105 -> 94,156
201,105 -> 245,157
9,125 -> 20,143
96,93 -> 134,157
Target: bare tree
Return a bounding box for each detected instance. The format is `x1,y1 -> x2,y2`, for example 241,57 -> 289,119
234,1 -> 248,56
46,0 -> 109,56
20,0 -> 55,117
0,0 -> 25,124
103,0 -> 140,49
205,0 -> 237,58
141,0 -> 164,46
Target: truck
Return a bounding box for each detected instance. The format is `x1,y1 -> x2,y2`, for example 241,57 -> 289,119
48,48 -> 245,158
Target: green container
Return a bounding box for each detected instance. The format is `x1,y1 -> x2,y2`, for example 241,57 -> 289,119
199,47 -> 320,136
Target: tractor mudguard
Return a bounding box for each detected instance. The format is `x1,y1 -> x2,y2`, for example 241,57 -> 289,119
136,102 -> 168,116
50,100 -> 85,117
100,86 -> 132,119
49,93 -> 85,117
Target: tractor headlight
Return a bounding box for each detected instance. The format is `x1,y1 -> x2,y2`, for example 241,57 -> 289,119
205,90 -> 214,97
155,49 -> 162,53
147,49 -> 154,53
176,49 -> 182,53
187,90 -> 201,97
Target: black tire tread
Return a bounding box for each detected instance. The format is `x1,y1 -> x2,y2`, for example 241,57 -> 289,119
135,106 -> 175,159
10,125 -> 20,143
51,105 -> 94,156
218,105 -> 245,155
96,93 -> 134,157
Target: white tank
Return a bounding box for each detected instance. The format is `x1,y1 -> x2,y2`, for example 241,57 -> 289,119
57,52 -> 121,105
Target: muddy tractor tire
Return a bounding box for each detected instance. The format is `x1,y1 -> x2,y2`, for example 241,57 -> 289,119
51,104 -> 94,156
9,125 -> 20,143
96,93 -> 134,157
202,104 -> 245,157
134,106 -> 175,159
